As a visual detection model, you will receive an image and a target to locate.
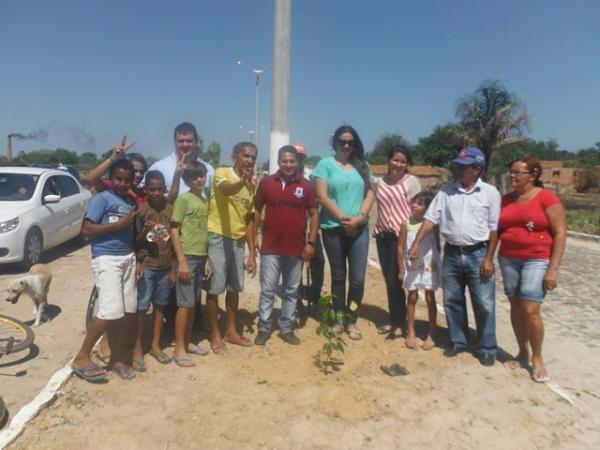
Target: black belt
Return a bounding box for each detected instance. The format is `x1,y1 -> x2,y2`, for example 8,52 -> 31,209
445,241 -> 488,253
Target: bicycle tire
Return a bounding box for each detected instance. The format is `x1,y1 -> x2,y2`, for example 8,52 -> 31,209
85,285 -> 98,331
0,314 -> 35,355
0,395 -> 6,429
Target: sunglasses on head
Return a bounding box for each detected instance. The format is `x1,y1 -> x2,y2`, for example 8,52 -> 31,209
337,138 -> 355,148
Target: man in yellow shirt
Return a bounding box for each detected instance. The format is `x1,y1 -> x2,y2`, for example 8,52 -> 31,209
206,142 -> 258,353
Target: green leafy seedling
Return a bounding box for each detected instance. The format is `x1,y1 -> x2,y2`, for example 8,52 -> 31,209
315,295 -> 348,374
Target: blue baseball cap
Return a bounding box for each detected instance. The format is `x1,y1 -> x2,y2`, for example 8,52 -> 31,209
452,147 -> 486,167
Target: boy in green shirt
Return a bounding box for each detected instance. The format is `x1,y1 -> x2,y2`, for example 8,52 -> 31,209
170,161 -> 212,367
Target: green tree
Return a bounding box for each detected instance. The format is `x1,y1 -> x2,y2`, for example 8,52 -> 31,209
78,152 -> 100,169
201,142 -> 221,167
488,138 -> 565,180
304,155 -> 321,168
414,123 -> 465,167
455,79 -> 530,171
368,132 -> 411,165
53,148 -> 79,165
576,142 -> 600,167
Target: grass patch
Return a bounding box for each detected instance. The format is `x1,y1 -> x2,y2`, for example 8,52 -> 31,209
567,209 -> 600,235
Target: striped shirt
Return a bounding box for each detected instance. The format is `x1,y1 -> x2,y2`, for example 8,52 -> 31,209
374,174 -> 421,235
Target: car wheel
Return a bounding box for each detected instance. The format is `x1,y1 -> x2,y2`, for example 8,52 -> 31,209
19,229 -> 43,270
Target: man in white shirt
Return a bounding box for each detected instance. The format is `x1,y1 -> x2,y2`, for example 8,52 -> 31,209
408,148 -> 501,367
147,122 -> 215,200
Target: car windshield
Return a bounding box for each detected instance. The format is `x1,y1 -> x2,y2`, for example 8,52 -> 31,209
0,173 -> 40,201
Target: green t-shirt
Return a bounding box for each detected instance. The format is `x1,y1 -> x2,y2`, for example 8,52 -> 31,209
312,156 -> 372,229
171,192 -> 208,256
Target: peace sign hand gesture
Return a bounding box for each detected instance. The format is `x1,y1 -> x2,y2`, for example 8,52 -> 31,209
111,135 -> 136,160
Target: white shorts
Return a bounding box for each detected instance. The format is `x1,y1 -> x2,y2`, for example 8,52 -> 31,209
403,269 -> 440,292
91,253 -> 137,320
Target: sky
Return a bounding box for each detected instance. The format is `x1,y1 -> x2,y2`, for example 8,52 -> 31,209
1,0 -> 599,165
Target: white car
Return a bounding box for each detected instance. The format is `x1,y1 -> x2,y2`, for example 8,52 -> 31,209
0,166 -> 92,268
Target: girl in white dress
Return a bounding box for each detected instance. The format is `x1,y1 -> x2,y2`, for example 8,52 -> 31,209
397,191 -> 441,350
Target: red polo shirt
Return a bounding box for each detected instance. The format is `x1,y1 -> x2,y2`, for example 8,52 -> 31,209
255,171 -> 317,256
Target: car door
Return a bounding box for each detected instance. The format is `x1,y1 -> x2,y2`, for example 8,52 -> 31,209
40,176 -> 68,246
54,175 -> 87,240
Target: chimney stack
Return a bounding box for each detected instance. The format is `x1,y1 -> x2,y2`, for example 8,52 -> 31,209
6,135 -> 13,161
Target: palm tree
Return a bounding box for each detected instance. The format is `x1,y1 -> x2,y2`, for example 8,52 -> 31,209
455,80 -> 530,170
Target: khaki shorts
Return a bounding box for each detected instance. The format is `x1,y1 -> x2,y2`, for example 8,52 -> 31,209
91,253 -> 137,320
207,233 -> 245,295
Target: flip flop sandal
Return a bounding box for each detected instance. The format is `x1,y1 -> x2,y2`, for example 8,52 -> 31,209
110,365 -> 136,380
132,358 -> 147,372
377,325 -> 392,335
187,344 -> 210,356
150,350 -> 172,365
503,360 -> 525,370
72,364 -> 107,383
332,324 -> 344,336
174,356 -> 195,368
211,342 -> 226,355
380,363 -> 410,377
347,327 -> 362,341
224,336 -> 252,347
93,352 -> 111,366
532,368 -> 550,383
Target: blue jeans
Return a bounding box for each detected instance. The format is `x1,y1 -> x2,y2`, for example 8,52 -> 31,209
442,244 -> 497,355
322,225 -> 369,325
258,255 -> 302,334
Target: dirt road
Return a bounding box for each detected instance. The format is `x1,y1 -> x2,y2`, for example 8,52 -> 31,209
1,237 -> 599,449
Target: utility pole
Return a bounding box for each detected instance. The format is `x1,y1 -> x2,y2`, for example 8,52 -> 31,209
269,0 -> 291,173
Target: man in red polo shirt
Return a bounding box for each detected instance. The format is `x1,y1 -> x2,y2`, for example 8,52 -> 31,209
253,145 -> 319,345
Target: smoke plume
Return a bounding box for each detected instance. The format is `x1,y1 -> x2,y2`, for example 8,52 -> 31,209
8,121 -> 97,150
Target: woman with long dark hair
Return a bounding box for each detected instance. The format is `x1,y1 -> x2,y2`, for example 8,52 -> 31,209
312,125 -> 375,340
498,157 -> 567,383
373,145 -> 421,339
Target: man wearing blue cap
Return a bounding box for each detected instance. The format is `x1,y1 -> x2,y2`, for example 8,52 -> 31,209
408,148 -> 501,366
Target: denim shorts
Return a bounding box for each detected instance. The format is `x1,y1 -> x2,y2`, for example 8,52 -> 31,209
176,256 -> 208,308
499,255 -> 549,302
137,267 -> 171,311
207,233 -> 245,295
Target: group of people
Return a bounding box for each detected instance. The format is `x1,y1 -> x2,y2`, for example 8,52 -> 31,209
70,122 -> 567,386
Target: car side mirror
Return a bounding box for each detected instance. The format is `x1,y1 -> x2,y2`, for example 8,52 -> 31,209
43,194 -> 61,204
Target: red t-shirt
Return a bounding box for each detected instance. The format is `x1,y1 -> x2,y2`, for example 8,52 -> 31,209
255,172 -> 318,256
102,179 -> 147,208
498,188 -> 561,260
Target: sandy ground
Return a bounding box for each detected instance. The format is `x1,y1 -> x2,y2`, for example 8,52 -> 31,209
1,236 -> 600,449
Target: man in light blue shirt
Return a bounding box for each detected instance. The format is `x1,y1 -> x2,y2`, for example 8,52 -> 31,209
146,122 -> 215,200
409,148 -> 500,367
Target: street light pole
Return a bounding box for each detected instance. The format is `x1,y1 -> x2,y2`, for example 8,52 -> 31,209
270,0 -> 291,173
237,61 -> 264,151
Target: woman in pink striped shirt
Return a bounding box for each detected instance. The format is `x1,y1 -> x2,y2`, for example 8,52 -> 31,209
374,145 -> 421,339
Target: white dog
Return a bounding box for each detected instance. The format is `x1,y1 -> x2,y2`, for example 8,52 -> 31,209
5,264 -> 53,327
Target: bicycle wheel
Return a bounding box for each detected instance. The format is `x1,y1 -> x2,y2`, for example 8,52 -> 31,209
0,395 -> 6,429
0,314 -> 35,355
85,285 -> 98,331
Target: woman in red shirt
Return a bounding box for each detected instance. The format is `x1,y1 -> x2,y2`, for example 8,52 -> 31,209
498,157 -> 566,383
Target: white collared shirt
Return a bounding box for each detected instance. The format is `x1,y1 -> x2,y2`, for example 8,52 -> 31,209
146,153 -> 215,200
424,178 -> 501,246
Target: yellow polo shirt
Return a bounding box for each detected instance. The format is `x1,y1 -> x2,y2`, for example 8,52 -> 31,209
207,167 -> 254,240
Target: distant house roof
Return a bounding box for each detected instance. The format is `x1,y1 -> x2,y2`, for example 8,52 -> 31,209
540,160 -> 563,169
371,164 -> 447,177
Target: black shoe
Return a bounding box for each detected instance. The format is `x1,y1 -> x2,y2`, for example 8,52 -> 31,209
443,344 -> 466,358
279,332 -> 301,345
478,353 -> 495,367
254,332 -> 271,346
